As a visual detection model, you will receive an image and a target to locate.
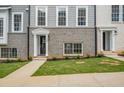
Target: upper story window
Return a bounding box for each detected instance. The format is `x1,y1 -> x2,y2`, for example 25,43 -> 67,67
76,6 -> 88,26
112,5 -> 119,22
56,6 -> 68,26
36,6 -> 47,26
0,18 -> 4,37
12,12 -> 23,32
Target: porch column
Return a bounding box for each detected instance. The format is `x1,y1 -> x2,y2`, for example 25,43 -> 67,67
34,34 -> 37,56
46,34 -> 48,56
112,31 -> 115,51
100,30 -> 103,51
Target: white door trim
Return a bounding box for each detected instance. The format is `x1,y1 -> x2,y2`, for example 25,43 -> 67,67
100,30 -> 115,51
32,28 -> 49,57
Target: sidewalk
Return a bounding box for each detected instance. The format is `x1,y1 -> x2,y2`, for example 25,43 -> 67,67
105,54 -> 124,61
0,72 -> 124,87
4,59 -> 46,79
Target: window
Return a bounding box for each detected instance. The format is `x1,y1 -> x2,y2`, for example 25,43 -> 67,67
12,12 -> 23,32
64,43 -> 82,54
112,5 -> 119,21
0,18 -> 3,37
76,6 -> 88,26
56,6 -> 68,26
123,5 -> 124,21
1,48 -> 17,58
36,6 -> 47,26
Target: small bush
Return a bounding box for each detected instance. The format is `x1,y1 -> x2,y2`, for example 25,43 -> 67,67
28,56 -> 33,61
4,59 -> 12,63
76,55 -> 80,59
97,52 -> 104,57
52,57 -> 57,60
86,54 -> 91,58
118,51 -> 124,56
65,56 -> 69,60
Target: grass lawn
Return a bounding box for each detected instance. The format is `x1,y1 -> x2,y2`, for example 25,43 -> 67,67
0,62 -> 28,78
33,57 -> 124,76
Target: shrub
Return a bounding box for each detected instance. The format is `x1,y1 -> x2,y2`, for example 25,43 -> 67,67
118,51 -> 124,56
65,56 -> 69,60
76,55 -> 80,59
52,57 -> 57,60
4,59 -> 12,63
28,56 -> 33,61
97,52 -> 104,57
86,54 -> 91,58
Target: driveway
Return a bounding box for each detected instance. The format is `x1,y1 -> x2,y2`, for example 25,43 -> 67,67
0,72 -> 124,87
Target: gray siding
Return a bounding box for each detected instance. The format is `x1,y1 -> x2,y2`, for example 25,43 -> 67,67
9,5 -> 29,33
30,5 -> 95,27
0,5 -> 28,59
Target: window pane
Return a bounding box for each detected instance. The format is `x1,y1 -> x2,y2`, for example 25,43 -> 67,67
14,14 -> 22,31
65,43 -> 72,54
123,5 -> 124,21
112,5 -> 119,21
64,43 -> 82,54
1,48 -> 17,58
58,8 -> 66,26
0,18 -> 3,37
38,9 -> 46,26
78,8 -> 86,26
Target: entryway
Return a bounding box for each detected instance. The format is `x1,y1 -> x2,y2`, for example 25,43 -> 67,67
38,36 -> 46,56
100,29 -> 115,52
32,28 -> 49,57
103,31 -> 111,51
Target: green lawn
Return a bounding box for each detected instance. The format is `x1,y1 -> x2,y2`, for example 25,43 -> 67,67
0,62 -> 28,78
33,57 -> 124,76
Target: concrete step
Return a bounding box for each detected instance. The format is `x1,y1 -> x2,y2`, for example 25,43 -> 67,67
103,51 -> 117,56
33,57 -> 47,62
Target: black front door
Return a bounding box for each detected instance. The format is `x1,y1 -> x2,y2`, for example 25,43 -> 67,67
40,36 -> 46,56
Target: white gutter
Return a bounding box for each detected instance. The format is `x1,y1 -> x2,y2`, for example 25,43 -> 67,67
0,7 -> 11,10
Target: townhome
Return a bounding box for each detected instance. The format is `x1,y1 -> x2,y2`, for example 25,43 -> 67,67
0,5 -> 29,60
29,5 -> 96,59
96,5 -> 124,53
0,5 -> 96,60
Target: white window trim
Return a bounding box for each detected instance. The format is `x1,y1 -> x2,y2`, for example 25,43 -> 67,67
0,17 -> 5,38
12,12 -> 23,33
35,6 -> 48,27
63,43 -> 83,56
56,6 -> 68,27
76,6 -> 88,27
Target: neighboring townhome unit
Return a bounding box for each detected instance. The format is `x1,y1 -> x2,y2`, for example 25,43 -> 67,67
96,5 -> 124,53
0,5 -> 29,60
29,5 -> 96,59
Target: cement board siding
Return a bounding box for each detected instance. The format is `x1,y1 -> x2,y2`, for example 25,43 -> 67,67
9,5 -> 29,33
30,5 -> 95,27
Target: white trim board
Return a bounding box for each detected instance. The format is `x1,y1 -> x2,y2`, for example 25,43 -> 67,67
35,6 -> 48,27
12,12 -> 23,33
76,6 -> 88,27
56,6 -> 68,27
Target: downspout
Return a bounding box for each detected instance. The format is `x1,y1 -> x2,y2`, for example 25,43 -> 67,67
27,5 -> 30,60
94,5 -> 97,56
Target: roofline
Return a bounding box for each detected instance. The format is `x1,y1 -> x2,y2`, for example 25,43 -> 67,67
0,7 -> 11,10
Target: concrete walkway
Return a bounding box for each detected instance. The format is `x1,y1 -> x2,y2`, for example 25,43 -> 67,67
0,72 -> 124,87
105,54 -> 124,61
4,59 -> 46,79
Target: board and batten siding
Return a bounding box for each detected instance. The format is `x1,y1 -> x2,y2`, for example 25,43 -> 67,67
30,5 -> 95,27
